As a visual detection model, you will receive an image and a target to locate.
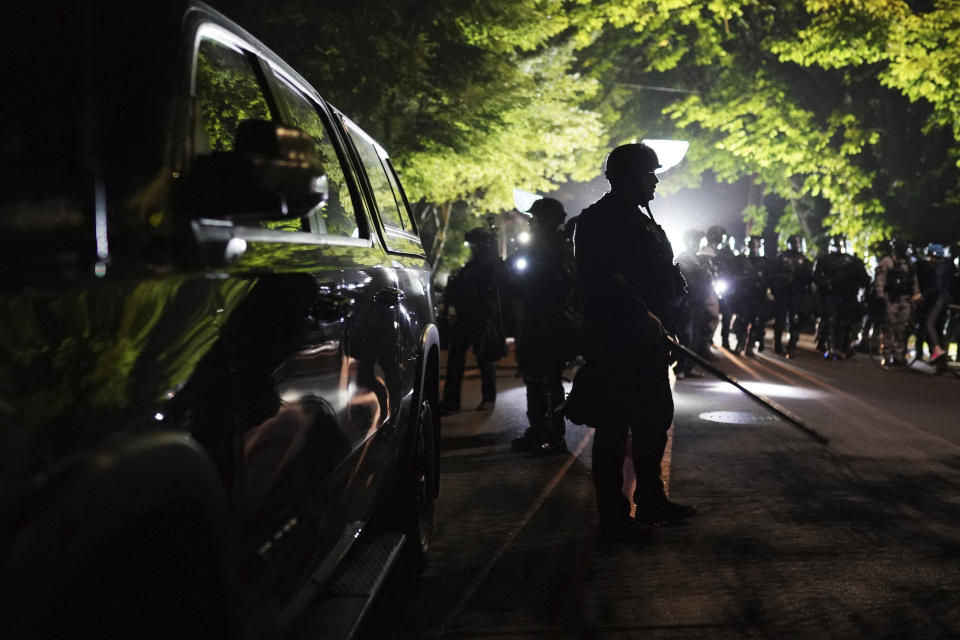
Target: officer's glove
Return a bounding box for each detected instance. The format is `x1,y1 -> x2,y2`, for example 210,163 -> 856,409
664,333 -> 681,367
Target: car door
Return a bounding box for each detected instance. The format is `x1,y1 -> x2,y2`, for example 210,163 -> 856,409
258,64 -> 406,547
338,116 -> 433,413
185,24 -> 400,619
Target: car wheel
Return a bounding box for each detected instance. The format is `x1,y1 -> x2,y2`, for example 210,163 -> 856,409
402,396 -> 437,573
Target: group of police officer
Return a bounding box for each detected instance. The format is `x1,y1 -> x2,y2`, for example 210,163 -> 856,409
441,143 -> 698,544
672,228 -> 958,369
439,198 -> 580,455
439,140 -> 956,545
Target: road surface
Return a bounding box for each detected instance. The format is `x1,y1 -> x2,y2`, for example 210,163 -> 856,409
361,332 -> 960,639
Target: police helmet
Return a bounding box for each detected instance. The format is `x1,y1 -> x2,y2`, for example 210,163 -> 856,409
683,229 -> 704,254
786,234 -> 805,253
464,227 -> 495,246
604,143 -> 660,185
925,243 -> 946,258
746,235 -> 764,257
526,197 -> 567,228
828,234 -> 846,254
890,237 -> 908,258
706,225 -> 728,248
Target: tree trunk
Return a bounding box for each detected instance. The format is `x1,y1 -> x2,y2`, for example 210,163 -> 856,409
789,196 -> 818,247
429,202 -> 453,279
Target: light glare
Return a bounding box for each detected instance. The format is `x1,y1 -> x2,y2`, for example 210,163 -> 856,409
642,139 -> 689,173
513,189 -> 541,212
704,380 -> 825,400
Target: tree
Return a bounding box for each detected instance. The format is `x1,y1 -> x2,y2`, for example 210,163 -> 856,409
219,0 -> 960,266
221,0 -> 608,272
771,0 -> 960,242
571,0 -> 960,251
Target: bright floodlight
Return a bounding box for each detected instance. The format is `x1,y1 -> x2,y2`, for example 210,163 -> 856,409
641,139 -> 689,174
513,188 -> 541,213
518,231 -> 531,244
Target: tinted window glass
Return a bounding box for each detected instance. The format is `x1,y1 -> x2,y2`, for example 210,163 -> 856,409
272,77 -> 360,238
194,37 -> 271,153
382,159 -> 415,232
344,122 -> 404,229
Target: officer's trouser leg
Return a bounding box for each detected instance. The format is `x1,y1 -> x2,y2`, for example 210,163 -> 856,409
524,369 -> 565,445
442,340 -> 468,409
820,295 -> 839,354
774,306 -> 787,350
592,424 -> 632,530
926,295 -> 947,352
630,375 -> 675,506
477,356 -> 497,404
524,374 -> 548,443
676,301 -> 697,373
787,306 -> 801,351
547,371 -> 566,443
882,296 -> 911,359
749,314 -> 766,351
732,314 -> 749,352
719,299 -> 732,348
701,294 -> 720,355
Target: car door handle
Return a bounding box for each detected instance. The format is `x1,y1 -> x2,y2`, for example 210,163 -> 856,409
374,287 -> 405,307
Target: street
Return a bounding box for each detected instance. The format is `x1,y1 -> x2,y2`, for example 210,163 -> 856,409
362,333 -> 960,639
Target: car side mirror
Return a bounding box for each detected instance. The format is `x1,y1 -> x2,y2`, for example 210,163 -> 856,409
181,120 -> 329,222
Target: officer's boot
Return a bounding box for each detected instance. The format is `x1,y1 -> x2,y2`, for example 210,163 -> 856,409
731,317 -> 747,353
542,411 -> 568,454
774,332 -> 785,355
754,324 -> 766,353
786,329 -> 799,358
814,320 -> 826,353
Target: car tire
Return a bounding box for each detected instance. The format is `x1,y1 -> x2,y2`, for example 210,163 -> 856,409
400,396 -> 437,573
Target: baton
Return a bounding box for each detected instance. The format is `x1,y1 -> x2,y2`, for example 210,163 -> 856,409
665,335 -> 829,446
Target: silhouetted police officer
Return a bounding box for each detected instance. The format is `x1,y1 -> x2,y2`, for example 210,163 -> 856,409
706,225 -> 737,350
674,228 -> 711,376
441,227 -> 505,412
814,235 -> 870,359
733,236 -> 774,356
874,238 -> 922,366
919,243 -> 954,365
721,242 -> 755,354
566,142 -> 695,543
772,235 -> 813,357
507,198 -> 580,454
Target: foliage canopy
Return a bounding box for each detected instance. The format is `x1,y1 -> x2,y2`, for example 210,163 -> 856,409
222,0 -> 960,261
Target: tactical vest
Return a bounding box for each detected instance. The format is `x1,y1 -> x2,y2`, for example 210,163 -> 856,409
886,259 -> 913,297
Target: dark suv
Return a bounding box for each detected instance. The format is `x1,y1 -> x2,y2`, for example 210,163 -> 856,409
0,2 -> 440,638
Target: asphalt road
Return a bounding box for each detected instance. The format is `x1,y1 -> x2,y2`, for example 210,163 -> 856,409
360,333 -> 960,639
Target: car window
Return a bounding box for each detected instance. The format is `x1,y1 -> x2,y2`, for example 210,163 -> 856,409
382,158 -> 416,233
193,36 -> 308,232
271,76 -> 361,238
343,121 -> 405,230
194,37 -> 272,153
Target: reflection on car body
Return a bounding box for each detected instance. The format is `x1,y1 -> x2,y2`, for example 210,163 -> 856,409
0,2 -> 440,638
